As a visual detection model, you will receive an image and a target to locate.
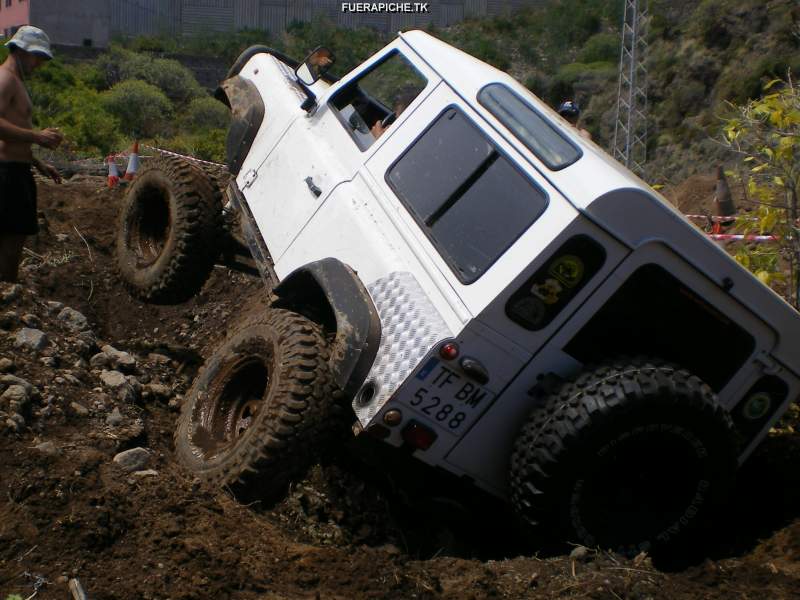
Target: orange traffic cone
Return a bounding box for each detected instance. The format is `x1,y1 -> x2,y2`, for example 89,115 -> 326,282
124,141 -> 140,181
107,155 -> 120,188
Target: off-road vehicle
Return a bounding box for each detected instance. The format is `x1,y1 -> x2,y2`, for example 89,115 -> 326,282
116,31 -> 800,554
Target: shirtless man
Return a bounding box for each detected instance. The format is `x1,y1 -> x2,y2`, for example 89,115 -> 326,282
0,26 -> 63,282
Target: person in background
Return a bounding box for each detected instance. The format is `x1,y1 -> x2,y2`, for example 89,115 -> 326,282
0,25 -> 63,282
557,100 -> 592,141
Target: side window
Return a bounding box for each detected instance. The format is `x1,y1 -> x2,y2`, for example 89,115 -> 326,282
387,106 -> 549,284
330,51 -> 426,151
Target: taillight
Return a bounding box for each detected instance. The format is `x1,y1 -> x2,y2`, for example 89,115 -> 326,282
439,341 -> 460,361
401,421 -> 437,450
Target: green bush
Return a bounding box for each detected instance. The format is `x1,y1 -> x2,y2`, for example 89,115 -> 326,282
577,32 -> 619,63
165,129 -> 226,163
101,80 -> 173,138
95,46 -> 203,103
182,97 -> 230,132
52,88 -> 122,155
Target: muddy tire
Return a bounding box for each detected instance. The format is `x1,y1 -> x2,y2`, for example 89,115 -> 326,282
510,358 -> 736,555
174,309 -> 341,497
115,155 -> 222,303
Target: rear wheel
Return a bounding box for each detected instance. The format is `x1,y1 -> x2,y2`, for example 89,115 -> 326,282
510,358 -> 736,555
116,155 -> 221,303
174,309 -> 341,497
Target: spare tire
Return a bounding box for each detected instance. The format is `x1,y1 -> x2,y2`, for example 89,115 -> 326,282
510,357 -> 736,556
116,154 -> 222,303
174,308 -> 342,498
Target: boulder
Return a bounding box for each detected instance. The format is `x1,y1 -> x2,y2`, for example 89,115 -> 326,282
14,328 -> 48,351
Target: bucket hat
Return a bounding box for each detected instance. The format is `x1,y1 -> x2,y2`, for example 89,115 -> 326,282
5,25 -> 53,59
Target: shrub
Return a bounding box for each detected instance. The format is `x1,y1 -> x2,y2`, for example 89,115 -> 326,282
52,88 -> 122,155
182,96 -> 230,131
577,32 -> 619,63
95,46 -> 203,103
101,80 -> 173,138
165,129 -> 226,163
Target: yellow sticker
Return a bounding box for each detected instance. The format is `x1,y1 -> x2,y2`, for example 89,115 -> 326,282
548,254 -> 584,288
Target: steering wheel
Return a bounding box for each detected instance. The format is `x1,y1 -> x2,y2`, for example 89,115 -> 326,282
380,112 -> 397,129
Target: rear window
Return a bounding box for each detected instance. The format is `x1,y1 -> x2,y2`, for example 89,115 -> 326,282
387,106 -> 549,284
478,83 -> 581,170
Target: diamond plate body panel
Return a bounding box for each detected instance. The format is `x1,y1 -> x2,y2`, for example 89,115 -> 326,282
354,271 -> 454,425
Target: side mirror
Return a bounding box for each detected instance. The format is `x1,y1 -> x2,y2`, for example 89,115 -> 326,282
295,46 -> 335,86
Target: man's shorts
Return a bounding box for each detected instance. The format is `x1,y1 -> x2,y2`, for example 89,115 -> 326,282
0,162 -> 38,236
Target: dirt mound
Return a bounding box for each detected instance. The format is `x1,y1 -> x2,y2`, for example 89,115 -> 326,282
1,174 -> 799,599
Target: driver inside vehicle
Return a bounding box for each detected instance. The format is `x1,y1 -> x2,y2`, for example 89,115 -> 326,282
370,86 -> 420,139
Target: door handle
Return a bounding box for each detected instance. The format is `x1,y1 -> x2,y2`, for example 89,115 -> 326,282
304,176 -> 322,198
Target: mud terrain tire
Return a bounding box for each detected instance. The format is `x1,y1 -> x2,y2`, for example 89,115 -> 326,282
510,358 -> 736,555
174,309 -> 340,497
116,154 -> 221,303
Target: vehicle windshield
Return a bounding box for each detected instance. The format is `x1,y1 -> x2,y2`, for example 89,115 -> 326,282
478,83 -> 582,170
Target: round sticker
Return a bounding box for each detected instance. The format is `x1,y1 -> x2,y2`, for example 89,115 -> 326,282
548,254 -> 585,288
742,392 -> 771,421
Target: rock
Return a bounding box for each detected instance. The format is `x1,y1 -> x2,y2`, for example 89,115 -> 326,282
106,407 -> 125,426
63,374 -> 81,386
99,370 -> 127,389
144,383 -> 171,400
0,283 -> 21,304
46,300 -> 64,312
148,353 -> 171,365
570,546 -> 591,562
14,328 -> 48,351
35,440 -> 60,456
70,402 -> 89,416
5,417 -> 19,432
132,469 -> 158,477
100,345 -> 137,372
57,307 -> 89,332
39,356 -> 57,367
21,313 -> 41,328
113,447 -> 151,472
0,358 -> 14,373
1,385 -> 28,405
90,352 -> 109,368
55,233 -> 69,242
2,375 -> 36,397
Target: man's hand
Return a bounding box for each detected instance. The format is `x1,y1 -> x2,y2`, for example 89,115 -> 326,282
35,127 -> 63,149
370,120 -> 387,139
35,160 -> 62,183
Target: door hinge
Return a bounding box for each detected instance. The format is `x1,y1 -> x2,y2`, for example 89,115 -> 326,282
243,169 -> 258,189
754,351 -> 781,375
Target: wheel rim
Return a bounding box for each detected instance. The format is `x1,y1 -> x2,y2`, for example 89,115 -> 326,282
191,355 -> 271,461
127,182 -> 172,267
570,426 -> 706,552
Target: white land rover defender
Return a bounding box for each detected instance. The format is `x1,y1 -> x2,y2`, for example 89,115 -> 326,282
115,31 -> 800,554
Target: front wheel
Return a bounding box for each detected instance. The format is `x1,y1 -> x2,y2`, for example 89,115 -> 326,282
174,309 -> 340,497
510,358 -> 736,555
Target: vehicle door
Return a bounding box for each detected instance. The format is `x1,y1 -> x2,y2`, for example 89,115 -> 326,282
274,41 -> 444,286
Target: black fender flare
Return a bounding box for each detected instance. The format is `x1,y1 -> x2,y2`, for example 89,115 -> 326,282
272,258 -> 381,398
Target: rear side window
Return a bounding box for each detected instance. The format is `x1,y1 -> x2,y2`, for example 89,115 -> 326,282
478,83 -> 581,170
387,106 -> 549,284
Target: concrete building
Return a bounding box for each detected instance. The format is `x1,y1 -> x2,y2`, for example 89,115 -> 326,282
1,0 -> 538,48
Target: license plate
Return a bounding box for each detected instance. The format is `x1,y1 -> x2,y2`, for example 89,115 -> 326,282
398,357 -> 495,434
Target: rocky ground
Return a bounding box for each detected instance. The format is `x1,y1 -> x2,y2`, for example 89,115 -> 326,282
0,172 -> 799,599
